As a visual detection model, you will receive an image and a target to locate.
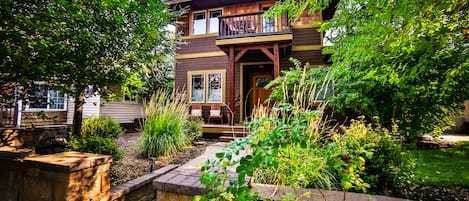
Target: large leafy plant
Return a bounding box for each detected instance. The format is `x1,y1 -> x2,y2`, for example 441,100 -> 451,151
268,0 -> 469,141
199,64 -> 414,200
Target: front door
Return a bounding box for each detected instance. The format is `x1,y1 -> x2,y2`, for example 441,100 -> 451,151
250,74 -> 273,112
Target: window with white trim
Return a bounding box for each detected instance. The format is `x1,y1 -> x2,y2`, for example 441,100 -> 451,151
27,85 -> 66,110
192,12 -> 206,35
209,10 -> 222,33
188,70 -> 225,103
192,9 -> 222,35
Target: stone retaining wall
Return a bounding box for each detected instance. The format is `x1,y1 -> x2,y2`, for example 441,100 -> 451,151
0,151 -> 111,201
110,165 -> 177,201
0,125 -> 68,153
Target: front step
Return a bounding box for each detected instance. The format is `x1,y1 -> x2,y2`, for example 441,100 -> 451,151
221,131 -> 250,138
219,131 -> 251,142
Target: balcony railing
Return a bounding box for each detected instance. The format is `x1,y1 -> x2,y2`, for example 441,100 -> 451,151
218,12 -> 290,39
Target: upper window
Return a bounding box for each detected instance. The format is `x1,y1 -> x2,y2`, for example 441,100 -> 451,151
192,9 -> 222,35
209,10 -> 222,33
188,70 -> 225,103
193,12 -> 206,35
27,85 -> 66,110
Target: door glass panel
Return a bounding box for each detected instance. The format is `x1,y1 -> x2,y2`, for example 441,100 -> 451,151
255,77 -> 271,88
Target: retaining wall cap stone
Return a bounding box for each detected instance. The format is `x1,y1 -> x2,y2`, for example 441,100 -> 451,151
22,151 -> 112,172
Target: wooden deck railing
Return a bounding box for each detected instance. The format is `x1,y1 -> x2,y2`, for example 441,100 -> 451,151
218,12 -> 290,39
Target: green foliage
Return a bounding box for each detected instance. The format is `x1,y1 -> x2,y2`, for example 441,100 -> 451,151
81,116 -> 124,138
200,65 -> 414,200
69,117 -> 123,160
270,0 -> 469,141
408,142 -> 469,188
138,89 -> 201,157
0,0 -> 181,134
266,58 -> 332,104
183,116 -> 204,141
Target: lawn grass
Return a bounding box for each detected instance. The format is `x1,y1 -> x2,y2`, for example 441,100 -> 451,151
408,141 -> 469,187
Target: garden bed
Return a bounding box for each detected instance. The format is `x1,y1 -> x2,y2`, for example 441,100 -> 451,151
111,132 -> 213,186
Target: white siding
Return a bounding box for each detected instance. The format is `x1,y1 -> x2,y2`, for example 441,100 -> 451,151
100,101 -> 144,124
82,95 -> 101,119
66,97 -> 75,125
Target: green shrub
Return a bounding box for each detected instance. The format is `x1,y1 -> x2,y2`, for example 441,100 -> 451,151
139,114 -> 189,157
138,89 -> 199,157
184,116 -> 204,141
81,116 -> 124,138
70,135 -> 123,160
69,116 -> 124,160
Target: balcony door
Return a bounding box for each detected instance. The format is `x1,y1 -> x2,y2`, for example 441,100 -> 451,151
261,5 -> 276,33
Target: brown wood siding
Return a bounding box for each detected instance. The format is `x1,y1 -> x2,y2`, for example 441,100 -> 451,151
224,3 -> 259,15
177,36 -> 220,55
21,111 -> 67,127
175,55 -> 229,93
280,50 -> 326,69
175,56 -> 238,122
292,28 -> 321,46
177,14 -> 190,37
291,10 -> 321,26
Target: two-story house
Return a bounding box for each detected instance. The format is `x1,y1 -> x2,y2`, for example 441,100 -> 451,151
170,0 -> 337,125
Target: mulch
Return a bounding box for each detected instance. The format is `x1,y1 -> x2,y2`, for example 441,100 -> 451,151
111,132 -> 212,186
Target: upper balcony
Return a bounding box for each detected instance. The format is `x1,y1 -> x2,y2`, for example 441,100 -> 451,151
215,12 -> 293,46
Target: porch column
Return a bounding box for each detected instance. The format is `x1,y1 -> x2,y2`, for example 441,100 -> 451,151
273,42 -> 280,78
229,46 -> 235,122
16,100 -> 22,128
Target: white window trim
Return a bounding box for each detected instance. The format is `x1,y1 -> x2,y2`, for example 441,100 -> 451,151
25,92 -> 68,112
190,8 -> 223,36
187,70 -> 225,104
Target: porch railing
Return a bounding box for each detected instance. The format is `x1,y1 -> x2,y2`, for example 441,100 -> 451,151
218,12 -> 290,39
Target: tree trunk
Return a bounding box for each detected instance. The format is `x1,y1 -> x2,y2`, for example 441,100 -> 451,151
72,91 -> 85,136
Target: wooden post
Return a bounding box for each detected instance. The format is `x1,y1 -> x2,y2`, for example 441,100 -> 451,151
229,46 -> 235,123
273,42 -> 280,78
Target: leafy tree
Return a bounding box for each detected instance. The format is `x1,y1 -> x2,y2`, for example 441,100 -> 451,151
0,0 -> 180,134
269,0 -> 469,141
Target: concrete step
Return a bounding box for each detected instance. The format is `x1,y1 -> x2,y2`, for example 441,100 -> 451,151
221,131 -> 250,138
219,136 -> 237,142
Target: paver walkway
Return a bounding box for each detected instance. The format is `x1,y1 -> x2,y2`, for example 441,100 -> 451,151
154,142 -> 244,196
442,133 -> 469,142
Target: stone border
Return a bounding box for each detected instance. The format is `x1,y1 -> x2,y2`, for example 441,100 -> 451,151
110,165 -> 178,200
250,183 -> 411,201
